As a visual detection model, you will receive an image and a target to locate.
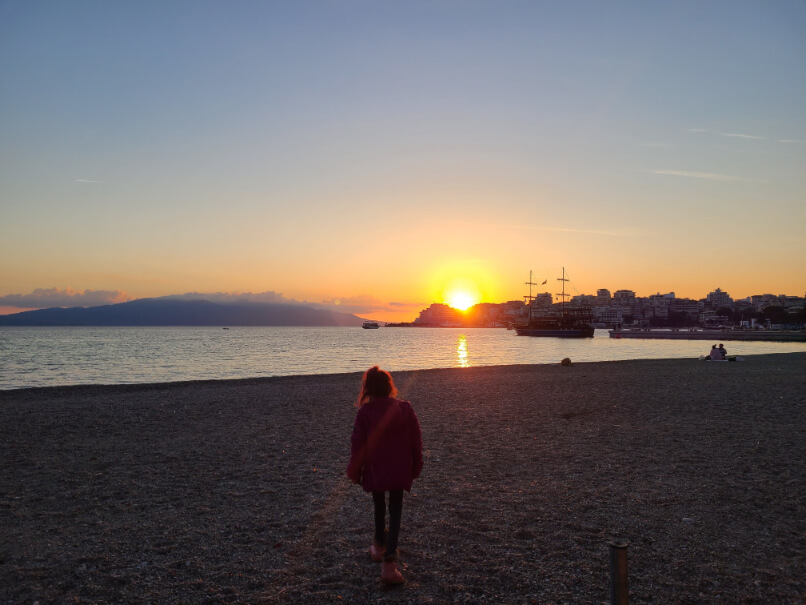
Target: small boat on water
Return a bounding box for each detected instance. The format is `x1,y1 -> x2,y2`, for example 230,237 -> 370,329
515,268 -> 594,338
362,321 -> 380,329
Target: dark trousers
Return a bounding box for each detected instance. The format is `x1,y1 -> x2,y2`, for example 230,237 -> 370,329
372,490 -> 403,561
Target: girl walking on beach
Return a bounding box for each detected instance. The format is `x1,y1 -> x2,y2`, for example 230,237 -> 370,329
346,366 -> 423,585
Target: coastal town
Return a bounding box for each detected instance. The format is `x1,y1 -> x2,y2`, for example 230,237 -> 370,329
400,288 -> 806,329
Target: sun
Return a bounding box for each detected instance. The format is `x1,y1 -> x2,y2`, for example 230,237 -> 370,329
446,291 -> 476,311
443,277 -> 482,311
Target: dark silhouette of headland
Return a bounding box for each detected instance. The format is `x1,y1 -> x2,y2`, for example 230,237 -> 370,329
0,299 -> 365,327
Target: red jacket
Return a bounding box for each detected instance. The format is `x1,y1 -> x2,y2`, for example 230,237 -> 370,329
346,397 -> 423,492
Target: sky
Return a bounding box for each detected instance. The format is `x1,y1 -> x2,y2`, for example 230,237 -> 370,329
1,1 -> 804,321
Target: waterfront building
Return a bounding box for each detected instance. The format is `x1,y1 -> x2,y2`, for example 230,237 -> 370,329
780,295 -> 805,309
669,298 -> 701,321
531,292 -> 553,307
700,310 -> 731,328
648,292 -> 675,319
501,300 -> 526,317
609,290 -> 640,319
570,294 -> 596,307
613,290 -> 636,304
750,294 -> 782,309
707,288 -> 733,309
592,306 -> 623,325
471,303 -> 504,326
414,303 -> 461,326
408,288 -> 800,329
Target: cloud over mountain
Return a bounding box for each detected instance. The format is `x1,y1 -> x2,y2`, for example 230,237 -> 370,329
162,291 -> 290,304
0,288 -> 132,309
0,288 -> 422,320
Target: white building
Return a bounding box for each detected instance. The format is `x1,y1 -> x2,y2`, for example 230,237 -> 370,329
596,289 -> 611,306
531,292 -> 553,307
648,293 -> 675,319
570,294 -> 596,307
706,288 -> 733,309
670,298 -> 701,320
613,290 -> 636,304
593,306 -> 623,325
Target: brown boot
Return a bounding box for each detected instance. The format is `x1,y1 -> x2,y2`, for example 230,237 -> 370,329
381,560 -> 405,585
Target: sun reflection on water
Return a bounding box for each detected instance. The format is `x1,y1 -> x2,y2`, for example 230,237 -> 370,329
457,334 -> 470,368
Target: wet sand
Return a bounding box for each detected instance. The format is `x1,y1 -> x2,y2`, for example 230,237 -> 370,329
1,353 -> 804,603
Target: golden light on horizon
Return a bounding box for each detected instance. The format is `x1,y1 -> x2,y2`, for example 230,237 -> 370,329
446,291 -> 476,311
443,276 -> 482,311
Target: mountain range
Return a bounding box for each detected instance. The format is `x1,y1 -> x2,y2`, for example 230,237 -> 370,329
0,298 -> 366,327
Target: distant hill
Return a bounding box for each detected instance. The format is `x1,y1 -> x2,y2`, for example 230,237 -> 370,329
0,298 -> 365,327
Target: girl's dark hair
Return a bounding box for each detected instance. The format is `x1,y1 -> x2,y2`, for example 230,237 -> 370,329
356,366 -> 398,407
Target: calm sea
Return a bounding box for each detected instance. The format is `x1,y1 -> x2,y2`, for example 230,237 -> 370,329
1,326 -> 804,390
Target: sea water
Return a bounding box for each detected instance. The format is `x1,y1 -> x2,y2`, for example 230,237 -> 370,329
1,326 -> 804,390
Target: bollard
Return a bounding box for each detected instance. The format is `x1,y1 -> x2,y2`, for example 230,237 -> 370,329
609,540 -> 629,605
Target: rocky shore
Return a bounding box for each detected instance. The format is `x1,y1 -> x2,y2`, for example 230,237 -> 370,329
1,353 -> 804,603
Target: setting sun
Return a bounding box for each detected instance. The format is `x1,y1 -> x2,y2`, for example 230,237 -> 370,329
446,291 -> 476,311
443,277 -> 482,311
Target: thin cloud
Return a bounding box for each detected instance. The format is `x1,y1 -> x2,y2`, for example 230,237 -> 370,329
316,295 -> 408,315
0,288 -> 131,309
777,139 -> 801,144
320,294 -> 379,307
651,169 -> 751,182
505,224 -> 641,237
719,132 -> 764,140
389,301 -> 427,309
688,128 -> 767,140
536,226 -> 622,236
176,292 -> 423,318
75,179 -> 103,183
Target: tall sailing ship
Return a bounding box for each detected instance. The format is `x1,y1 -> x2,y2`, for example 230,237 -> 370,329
515,268 -> 595,338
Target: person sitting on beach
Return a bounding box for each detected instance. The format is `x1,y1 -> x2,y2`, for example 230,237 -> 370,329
346,366 -> 423,585
709,344 -> 722,361
718,344 -> 727,360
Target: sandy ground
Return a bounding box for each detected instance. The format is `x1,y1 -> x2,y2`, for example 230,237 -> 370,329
1,353 -> 805,604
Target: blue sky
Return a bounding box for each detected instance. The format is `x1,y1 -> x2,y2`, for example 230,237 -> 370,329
1,1 -> 804,320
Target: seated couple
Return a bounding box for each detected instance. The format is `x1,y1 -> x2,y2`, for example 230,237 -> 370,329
708,344 -> 727,360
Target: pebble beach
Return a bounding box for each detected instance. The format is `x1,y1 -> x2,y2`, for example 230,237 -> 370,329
1,353 -> 804,604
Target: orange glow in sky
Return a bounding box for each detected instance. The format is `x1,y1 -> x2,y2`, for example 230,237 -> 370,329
0,4 -> 803,323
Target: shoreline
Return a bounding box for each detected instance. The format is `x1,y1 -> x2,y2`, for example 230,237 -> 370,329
609,329 -> 806,342
2,350 -> 804,395
2,353 -> 805,603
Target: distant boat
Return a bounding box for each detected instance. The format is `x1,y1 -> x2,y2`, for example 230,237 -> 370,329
515,268 -> 594,338
362,321 -> 380,329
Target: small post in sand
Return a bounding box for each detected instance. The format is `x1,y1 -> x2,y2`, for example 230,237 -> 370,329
608,540 -> 629,605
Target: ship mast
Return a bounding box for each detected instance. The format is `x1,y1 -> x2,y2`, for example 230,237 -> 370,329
557,266 -> 569,326
524,270 -> 538,324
